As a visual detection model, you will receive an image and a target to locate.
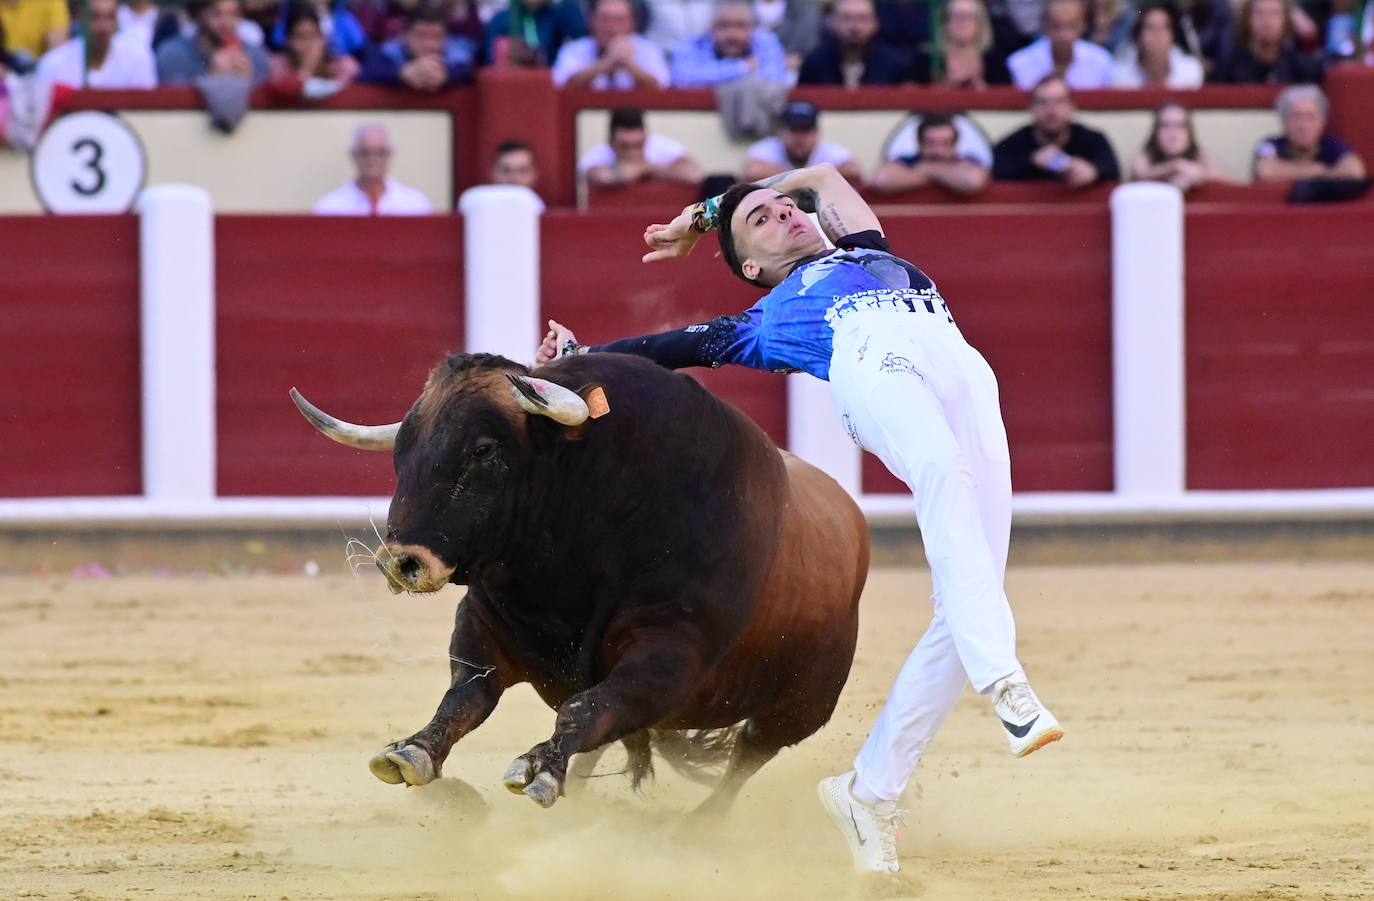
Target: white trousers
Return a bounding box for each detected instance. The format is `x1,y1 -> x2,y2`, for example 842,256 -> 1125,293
829,310 -> 1022,803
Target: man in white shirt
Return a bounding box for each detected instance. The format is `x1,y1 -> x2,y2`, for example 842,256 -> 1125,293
1007,0 -> 1112,89
551,0 -> 669,89
314,123 -> 434,216
743,100 -> 862,182
37,0 -> 157,89
578,107 -> 703,187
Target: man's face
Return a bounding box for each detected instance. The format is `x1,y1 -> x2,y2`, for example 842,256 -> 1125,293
203,0 -> 243,44
918,124 -> 959,161
1044,0 -> 1086,51
491,149 -> 538,188
1249,0 -> 1286,44
406,21 -> 447,59
1031,80 -> 1075,134
87,0 -> 119,45
592,0 -> 635,48
352,130 -> 393,182
287,15 -> 324,57
730,189 -> 827,283
610,127 -> 646,164
1282,97 -> 1325,151
780,125 -> 818,162
832,0 -> 878,46
711,5 -> 754,58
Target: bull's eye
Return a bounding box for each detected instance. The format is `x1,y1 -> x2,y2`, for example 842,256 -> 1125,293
471,439 -> 496,460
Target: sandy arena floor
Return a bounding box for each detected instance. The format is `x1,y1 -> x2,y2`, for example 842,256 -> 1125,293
1,543 -> 1371,900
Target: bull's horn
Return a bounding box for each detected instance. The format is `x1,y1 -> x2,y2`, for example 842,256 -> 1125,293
506,374 -> 589,426
289,388 -> 400,451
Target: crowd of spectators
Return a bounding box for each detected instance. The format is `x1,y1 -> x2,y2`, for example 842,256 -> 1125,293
1,0 -> 1370,95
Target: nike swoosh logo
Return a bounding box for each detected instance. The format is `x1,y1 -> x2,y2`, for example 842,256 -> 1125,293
848,805 -> 866,845
1002,715 -> 1038,738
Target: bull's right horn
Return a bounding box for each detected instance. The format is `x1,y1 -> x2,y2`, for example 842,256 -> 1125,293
289,388 -> 400,451
506,375 -> 589,426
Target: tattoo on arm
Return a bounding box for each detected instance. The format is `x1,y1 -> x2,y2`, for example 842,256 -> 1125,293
819,202 -> 848,239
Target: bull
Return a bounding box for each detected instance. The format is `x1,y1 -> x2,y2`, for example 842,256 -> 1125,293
291,352 -> 868,813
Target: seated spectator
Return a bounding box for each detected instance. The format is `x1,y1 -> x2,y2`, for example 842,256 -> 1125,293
35,0 -> 155,88
118,0 -> 182,50
1253,84 -> 1367,182
1112,2 -> 1205,87
1088,0 -> 1135,52
1007,0 -> 1114,88
490,139 -> 541,190
670,1 -> 789,87
267,3 -> 358,95
552,0 -> 669,89
882,111 -> 994,170
936,0 -> 1012,87
485,0 -> 586,67
315,123 -> 433,215
579,106 -> 704,188
742,100 -> 862,182
798,0 -> 926,86
992,74 -> 1120,186
268,0 -> 368,59
1322,0 -> 1358,58
359,7 -> 476,91
156,0 -> 270,86
1130,102 -> 1234,190
870,112 -> 991,195
0,0 -> 68,67
1211,0 -> 1322,82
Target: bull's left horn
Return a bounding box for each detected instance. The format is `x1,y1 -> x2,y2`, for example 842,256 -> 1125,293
289,388 -> 400,451
506,375 -> 589,426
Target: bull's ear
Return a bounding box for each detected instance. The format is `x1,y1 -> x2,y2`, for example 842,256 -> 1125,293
506,374 -> 590,426
579,384 -> 610,419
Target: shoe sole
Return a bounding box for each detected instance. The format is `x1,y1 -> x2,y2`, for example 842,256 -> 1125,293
1013,726 -> 1064,758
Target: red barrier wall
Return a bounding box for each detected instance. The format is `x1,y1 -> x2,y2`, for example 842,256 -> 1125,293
1185,203 -> 1374,490
215,216 -> 465,497
0,216 -> 141,498
862,208 -> 1115,495
538,211 -> 788,446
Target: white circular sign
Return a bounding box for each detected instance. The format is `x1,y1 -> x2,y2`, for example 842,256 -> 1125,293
31,110 -> 147,213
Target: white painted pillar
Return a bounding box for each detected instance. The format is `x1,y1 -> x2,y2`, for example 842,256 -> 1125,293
786,373 -> 862,498
1110,182 -> 1186,498
459,185 -> 542,362
136,184 -> 216,505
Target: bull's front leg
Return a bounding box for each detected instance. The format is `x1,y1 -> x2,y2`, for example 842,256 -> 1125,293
503,637 -> 704,807
371,603 -> 515,787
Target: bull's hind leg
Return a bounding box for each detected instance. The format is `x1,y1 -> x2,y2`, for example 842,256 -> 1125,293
371,601 -> 515,787
503,641 -> 703,808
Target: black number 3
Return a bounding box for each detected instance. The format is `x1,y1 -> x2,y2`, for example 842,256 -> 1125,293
70,138 -> 107,197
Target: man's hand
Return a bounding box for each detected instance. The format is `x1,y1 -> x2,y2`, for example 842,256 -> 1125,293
535,319 -> 578,366
642,207 -> 704,263
1063,157 -> 1098,188
400,55 -> 446,91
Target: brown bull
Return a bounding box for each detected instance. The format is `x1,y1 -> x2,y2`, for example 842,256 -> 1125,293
292,351 -> 868,813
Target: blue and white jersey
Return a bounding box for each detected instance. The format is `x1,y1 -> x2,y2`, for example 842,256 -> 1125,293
591,232 -> 953,380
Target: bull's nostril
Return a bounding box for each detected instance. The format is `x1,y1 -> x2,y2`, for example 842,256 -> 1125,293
397,555 -> 423,586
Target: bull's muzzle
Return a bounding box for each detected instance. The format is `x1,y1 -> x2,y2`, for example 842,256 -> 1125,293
377,544 -> 455,594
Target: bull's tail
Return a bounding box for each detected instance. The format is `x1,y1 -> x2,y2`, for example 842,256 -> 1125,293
648,725 -> 744,787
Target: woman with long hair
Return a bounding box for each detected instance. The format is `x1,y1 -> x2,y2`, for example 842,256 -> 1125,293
936,0 -> 1011,87
1130,102 -> 1234,190
1111,2 -> 1204,86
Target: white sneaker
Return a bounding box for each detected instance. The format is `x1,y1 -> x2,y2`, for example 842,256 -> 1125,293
991,678 -> 1064,757
816,772 -> 902,874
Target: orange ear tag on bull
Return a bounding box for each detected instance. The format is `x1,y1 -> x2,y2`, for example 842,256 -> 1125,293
583,386 -> 610,419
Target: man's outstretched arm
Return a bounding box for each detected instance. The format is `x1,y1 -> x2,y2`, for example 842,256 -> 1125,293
641,163 -> 883,263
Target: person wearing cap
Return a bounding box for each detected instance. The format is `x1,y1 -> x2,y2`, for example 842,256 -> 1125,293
743,100 -> 863,182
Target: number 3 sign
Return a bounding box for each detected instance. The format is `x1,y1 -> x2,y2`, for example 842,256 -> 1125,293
31,111 -> 148,213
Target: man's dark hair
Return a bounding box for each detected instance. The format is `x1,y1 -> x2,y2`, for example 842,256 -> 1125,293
406,6 -> 448,29
496,139 -> 533,156
916,112 -> 957,144
608,106 -> 645,138
717,181 -> 772,288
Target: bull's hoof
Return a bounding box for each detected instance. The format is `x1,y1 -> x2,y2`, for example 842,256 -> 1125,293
522,772 -> 561,808
370,742 -> 437,786
502,756 -> 533,793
